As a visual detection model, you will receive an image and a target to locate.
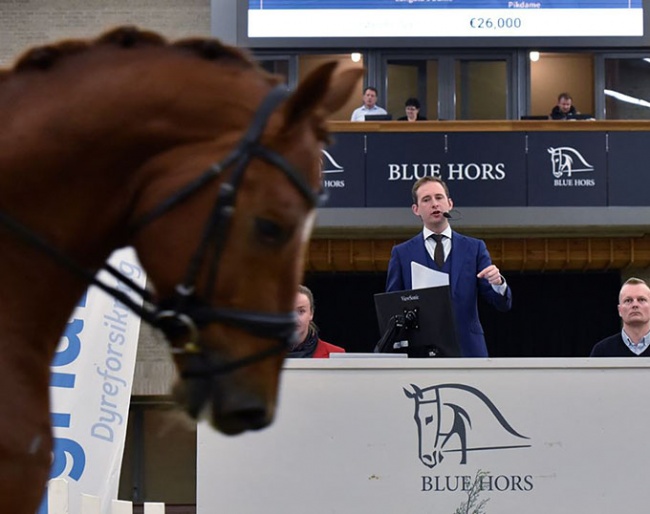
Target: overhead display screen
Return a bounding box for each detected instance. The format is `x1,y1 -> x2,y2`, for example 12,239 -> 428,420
239,0 -> 646,48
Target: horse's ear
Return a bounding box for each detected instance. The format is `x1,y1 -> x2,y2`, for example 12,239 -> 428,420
282,62 -> 363,126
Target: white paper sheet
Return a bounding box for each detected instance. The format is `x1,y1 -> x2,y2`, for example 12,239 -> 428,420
411,261 -> 449,289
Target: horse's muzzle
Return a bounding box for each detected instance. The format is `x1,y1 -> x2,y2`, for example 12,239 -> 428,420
172,376 -> 274,435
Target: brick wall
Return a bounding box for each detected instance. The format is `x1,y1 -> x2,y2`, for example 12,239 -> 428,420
0,0 -> 211,67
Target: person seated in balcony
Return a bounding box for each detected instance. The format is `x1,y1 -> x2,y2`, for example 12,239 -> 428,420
397,97 -> 428,122
550,92 -> 578,120
288,285 -> 345,358
350,86 -> 388,121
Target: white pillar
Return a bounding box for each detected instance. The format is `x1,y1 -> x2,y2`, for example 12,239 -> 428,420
80,494 -> 101,514
144,502 -> 166,514
47,479 -> 69,514
111,499 -> 133,514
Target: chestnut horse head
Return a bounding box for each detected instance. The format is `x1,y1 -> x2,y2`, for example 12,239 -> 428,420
0,26 -> 361,512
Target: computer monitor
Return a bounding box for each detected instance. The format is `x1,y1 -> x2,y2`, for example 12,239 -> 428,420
374,286 -> 460,358
364,114 -> 392,121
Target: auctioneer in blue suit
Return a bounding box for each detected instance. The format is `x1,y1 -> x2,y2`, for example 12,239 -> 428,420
386,231 -> 512,357
386,177 -> 512,358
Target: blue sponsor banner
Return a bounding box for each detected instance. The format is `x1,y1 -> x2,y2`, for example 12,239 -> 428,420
321,133 -> 366,208
527,132 -> 607,206
607,132 -> 650,206
366,132 -> 526,207
444,132 -> 527,206
366,133 -> 447,207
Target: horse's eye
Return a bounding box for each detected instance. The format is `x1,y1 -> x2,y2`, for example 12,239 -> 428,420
254,217 -> 289,245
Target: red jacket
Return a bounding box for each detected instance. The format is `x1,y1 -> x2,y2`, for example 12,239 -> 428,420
312,339 -> 345,358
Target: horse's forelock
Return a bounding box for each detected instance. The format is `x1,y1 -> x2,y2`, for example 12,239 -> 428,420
173,38 -> 255,69
6,26 -> 260,79
94,26 -> 167,48
14,40 -> 89,72
10,26 -> 164,73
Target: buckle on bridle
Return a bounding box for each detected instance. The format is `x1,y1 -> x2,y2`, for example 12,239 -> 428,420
156,310 -> 200,354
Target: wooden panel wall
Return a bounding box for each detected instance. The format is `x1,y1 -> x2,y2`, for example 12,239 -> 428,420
306,236 -> 650,272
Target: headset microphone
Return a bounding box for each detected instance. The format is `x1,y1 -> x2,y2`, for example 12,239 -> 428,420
443,210 -> 462,220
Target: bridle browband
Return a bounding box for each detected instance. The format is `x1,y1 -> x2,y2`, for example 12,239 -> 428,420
0,84 -> 325,379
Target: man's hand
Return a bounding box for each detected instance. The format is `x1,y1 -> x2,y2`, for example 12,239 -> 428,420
477,264 -> 504,286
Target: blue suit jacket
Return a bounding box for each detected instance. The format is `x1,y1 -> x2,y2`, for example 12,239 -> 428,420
386,231 -> 512,357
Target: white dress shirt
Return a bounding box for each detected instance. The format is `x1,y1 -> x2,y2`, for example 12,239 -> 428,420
622,329 -> 650,355
350,104 -> 388,122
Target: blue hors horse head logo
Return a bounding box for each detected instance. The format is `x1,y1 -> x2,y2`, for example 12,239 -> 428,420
404,383 -> 531,469
547,146 -> 594,178
321,149 -> 344,174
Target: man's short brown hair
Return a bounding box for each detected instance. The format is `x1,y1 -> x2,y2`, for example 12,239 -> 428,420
411,176 -> 450,204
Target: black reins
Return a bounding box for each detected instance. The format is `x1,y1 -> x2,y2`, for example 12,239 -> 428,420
0,84 -> 324,378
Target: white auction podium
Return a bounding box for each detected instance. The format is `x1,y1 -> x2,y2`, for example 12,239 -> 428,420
198,358 -> 650,514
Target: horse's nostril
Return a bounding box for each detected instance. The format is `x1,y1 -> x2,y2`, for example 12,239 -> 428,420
214,407 -> 271,435
237,409 -> 270,430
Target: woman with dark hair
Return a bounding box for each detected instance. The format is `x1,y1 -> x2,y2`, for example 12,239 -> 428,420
398,97 -> 427,121
288,285 -> 345,358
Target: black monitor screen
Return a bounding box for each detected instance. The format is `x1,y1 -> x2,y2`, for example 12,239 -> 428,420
364,114 -> 393,121
374,286 -> 460,358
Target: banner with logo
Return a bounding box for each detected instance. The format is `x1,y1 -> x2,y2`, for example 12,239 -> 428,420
40,248 -> 146,514
607,131 -> 650,206
322,133 -> 366,207
445,132 -> 527,206
198,359 -> 650,514
363,132 -> 526,207
527,131 -> 607,206
321,129 -> 637,208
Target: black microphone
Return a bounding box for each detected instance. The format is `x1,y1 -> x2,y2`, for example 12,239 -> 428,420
443,212 -> 452,219
443,209 -> 462,220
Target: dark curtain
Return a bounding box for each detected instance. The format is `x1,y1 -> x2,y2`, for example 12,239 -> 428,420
304,271 -> 621,358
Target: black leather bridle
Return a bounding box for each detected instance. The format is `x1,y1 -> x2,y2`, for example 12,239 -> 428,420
0,84 -> 324,378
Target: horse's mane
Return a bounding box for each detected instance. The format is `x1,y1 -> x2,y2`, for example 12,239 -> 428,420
0,26 -> 258,82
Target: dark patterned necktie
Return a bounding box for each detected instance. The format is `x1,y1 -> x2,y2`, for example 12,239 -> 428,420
431,234 -> 445,268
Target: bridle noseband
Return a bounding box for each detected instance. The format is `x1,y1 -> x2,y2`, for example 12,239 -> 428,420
0,84 -> 325,378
